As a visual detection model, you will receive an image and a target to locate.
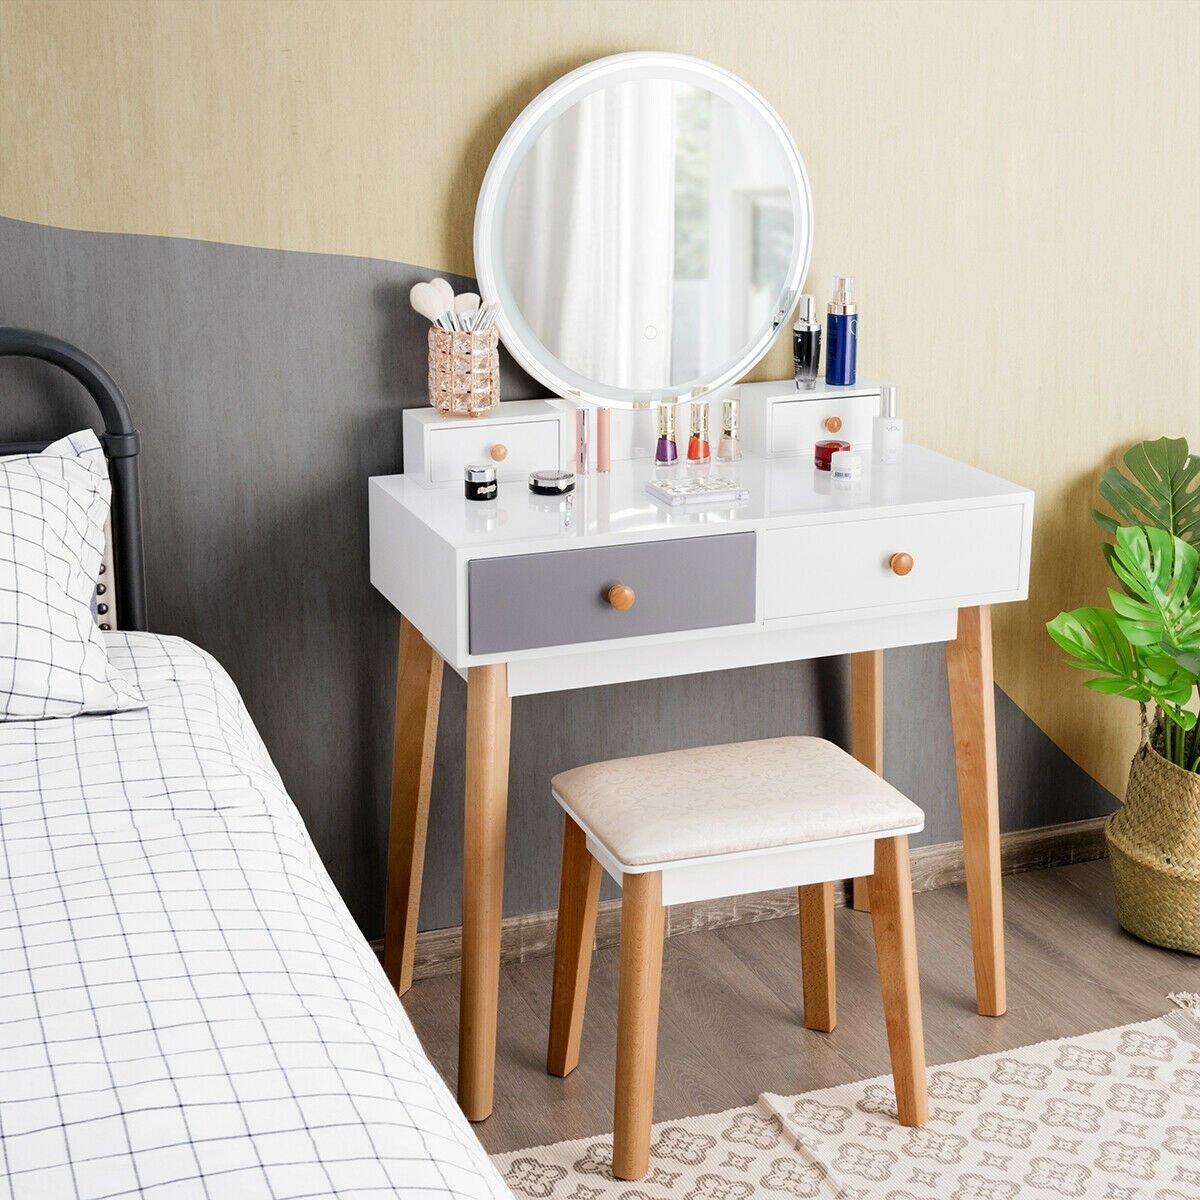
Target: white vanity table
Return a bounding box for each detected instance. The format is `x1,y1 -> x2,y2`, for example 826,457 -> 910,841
370,49 -> 1036,1124
369,430 -> 1033,1120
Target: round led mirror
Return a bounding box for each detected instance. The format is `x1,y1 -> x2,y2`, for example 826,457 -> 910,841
474,52 -> 813,409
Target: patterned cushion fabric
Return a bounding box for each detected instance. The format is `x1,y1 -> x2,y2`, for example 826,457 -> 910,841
551,736 -> 924,867
0,429 -> 144,718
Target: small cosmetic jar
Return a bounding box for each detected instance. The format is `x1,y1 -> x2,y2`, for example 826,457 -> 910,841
814,438 -> 851,471
529,469 -> 575,497
464,463 -> 498,501
830,450 -> 863,482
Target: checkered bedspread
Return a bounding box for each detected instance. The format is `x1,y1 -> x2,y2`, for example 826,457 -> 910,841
0,633 -> 510,1200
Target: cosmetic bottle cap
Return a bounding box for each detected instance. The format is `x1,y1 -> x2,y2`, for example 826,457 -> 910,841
880,384 -> 898,418
795,294 -> 818,329
829,274 -> 856,315
465,463 -> 497,483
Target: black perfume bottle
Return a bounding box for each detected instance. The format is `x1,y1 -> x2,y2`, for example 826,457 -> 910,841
793,294 -> 821,390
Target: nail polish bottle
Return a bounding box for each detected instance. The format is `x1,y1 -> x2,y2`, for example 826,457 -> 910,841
687,402 -> 711,464
655,402 -> 679,465
793,294 -> 821,390
825,274 -> 858,387
717,398 -> 741,461
873,384 -> 904,463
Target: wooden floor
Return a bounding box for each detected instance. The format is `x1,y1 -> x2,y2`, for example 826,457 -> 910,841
402,859 -> 1199,1154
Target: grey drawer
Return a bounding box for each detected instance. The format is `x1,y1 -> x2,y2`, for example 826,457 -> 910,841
468,532 -> 756,653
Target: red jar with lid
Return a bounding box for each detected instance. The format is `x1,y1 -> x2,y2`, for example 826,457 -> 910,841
814,438 -> 851,471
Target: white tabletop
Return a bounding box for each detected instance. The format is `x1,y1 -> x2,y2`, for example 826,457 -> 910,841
369,445 -> 1031,556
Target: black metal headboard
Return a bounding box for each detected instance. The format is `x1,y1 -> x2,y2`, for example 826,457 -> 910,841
0,327 -> 148,631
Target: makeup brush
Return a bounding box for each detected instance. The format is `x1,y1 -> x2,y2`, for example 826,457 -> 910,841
410,281 -> 451,329
430,278 -> 459,329
454,292 -> 481,330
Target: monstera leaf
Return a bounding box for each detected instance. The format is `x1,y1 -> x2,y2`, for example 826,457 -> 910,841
1094,436 -> 1200,543
1049,525 -> 1200,764
1106,525 -> 1200,668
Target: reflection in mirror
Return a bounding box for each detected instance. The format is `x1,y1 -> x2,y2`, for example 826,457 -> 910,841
500,78 -> 800,395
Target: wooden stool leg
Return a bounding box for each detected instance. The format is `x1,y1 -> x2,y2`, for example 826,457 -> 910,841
798,881 -> 836,1032
547,816 -> 602,1077
384,616 -> 444,994
867,835 -> 928,1127
613,871 -> 665,1181
850,650 -> 884,912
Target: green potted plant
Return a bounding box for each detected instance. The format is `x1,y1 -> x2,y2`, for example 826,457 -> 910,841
1047,437 -> 1200,954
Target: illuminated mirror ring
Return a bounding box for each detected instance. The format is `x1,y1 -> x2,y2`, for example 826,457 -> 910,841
474,52 -> 813,410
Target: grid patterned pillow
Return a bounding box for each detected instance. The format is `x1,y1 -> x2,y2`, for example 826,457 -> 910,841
1,430 -> 144,719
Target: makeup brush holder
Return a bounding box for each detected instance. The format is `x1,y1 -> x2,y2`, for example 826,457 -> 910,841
428,326 -> 500,417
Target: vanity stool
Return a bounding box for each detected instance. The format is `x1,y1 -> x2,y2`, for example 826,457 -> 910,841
546,735 -> 929,1181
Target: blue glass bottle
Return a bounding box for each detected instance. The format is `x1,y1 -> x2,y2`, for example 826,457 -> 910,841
825,274 -> 858,387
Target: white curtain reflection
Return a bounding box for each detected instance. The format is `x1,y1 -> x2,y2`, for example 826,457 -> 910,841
500,79 -> 797,397
504,80 -> 675,390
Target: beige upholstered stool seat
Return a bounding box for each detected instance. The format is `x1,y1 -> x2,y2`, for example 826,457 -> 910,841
552,735 -> 924,869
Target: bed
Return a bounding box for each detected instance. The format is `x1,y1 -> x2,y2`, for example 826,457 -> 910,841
0,329 -> 510,1199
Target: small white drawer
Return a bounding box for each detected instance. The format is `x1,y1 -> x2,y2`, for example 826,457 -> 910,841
403,399 -> 571,485
740,380 -> 881,459
762,504 -> 1026,619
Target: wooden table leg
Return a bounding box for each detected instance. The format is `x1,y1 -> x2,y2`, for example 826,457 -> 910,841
850,649 -> 884,912
384,616 -> 444,995
946,604 -> 1006,1017
458,662 -> 512,1121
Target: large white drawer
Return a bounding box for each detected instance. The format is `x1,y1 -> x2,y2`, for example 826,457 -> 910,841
762,505 -> 1026,619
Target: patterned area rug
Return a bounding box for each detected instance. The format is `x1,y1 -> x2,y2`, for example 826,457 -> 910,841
494,1009 -> 1200,1200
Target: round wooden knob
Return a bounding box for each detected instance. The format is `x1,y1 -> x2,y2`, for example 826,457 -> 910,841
824,415 -> 843,433
489,443 -> 508,462
890,552 -> 914,577
607,583 -> 636,611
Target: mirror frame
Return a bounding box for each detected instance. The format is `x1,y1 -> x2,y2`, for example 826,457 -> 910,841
474,52 -> 813,409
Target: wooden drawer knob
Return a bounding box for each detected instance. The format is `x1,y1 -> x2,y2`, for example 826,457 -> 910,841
489,443 -> 509,462
607,583 -> 636,611
824,415 -> 843,433
889,552 -> 914,576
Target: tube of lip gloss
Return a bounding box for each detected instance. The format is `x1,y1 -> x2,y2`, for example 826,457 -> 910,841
687,402 -> 711,464
575,408 -> 591,474
655,403 -> 678,465
596,407 -> 611,472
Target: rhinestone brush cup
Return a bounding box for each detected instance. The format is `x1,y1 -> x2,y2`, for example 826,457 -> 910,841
428,326 -> 500,417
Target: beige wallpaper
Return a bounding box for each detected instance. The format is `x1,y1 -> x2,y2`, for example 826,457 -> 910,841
1,0 -> 1198,797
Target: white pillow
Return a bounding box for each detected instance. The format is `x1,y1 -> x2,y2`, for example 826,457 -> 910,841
1,430 -> 145,719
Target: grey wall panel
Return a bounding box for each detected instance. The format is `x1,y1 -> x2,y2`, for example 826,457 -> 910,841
0,214 -> 1118,937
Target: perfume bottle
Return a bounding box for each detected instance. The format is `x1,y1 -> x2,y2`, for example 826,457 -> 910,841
873,384 -> 904,463
687,402 -> 711,464
655,402 -> 679,465
717,398 -> 741,461
825,274 -> 858,387
793,294 -> 821,390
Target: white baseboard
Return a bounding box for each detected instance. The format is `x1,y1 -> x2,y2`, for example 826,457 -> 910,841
374,815 -> 1109,983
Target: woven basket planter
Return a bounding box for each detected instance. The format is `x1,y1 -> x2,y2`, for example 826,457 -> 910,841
1107,725 -> 1200,955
